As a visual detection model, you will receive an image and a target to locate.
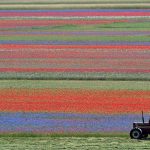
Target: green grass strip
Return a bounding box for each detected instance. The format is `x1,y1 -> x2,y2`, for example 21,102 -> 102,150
1,34 -> 149,42
0,72 -> 150,81
0,132 -> 128,138
2,22 -> 149,32
0,80 -> 149,90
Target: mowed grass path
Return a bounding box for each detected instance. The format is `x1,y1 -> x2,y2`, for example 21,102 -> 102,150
0,136 -> 150,150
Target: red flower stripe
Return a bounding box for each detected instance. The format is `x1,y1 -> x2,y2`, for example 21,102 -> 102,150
0,12 -> 149,17
0,68 -> 149,73
0,89 -> 149,114
0,44 -> 150,50
0,20 -> 128,28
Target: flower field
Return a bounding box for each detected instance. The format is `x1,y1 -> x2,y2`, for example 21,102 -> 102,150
0,0 -> 150,134
0,80 -> 150,133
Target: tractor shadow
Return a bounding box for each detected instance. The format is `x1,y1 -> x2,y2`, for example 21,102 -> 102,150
139,137 -> 150,141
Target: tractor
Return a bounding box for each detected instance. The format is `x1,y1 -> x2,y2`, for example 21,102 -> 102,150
130,111 -> 150,139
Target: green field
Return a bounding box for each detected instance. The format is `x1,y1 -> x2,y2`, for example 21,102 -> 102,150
0,136 -> 149,150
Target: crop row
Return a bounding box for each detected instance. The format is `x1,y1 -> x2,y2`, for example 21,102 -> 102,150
0,72 -> 150,81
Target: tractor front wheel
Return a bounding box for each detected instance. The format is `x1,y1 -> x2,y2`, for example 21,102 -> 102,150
130,128 -> 142,139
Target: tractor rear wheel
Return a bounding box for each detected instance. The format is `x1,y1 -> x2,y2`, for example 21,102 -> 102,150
130,128 -> 142,139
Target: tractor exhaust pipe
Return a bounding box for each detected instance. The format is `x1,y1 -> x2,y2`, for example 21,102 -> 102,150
142,111 -> 144,124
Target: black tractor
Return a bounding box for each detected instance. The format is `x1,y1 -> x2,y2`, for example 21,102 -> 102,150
130,111 -> 150,139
